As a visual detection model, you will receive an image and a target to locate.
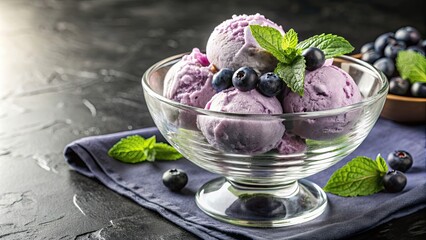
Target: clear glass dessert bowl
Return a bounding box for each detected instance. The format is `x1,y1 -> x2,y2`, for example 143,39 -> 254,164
141,54 -> 388,227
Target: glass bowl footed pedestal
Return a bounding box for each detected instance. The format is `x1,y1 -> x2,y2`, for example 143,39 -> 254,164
141,54 -> 388,227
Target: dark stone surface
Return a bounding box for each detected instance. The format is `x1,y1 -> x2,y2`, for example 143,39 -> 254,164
0,0 -> 424,239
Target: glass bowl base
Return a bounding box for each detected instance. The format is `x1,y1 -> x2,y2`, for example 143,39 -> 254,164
195,177 -> 327,227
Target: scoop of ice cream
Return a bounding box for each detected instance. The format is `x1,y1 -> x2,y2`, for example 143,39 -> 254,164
164,48 -> 215,107
162,48 -> 216,129
206,14 -> 284,73
282,65 -> 362,140
197,88 -> 285,154
276,133 -> 306,154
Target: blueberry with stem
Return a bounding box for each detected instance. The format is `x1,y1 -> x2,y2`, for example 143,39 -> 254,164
232,67 -> 259,92
162,169 -> 188,192
387,150 -> 413,172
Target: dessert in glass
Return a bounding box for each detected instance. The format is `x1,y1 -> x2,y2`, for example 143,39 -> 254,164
141,14 -> 388,227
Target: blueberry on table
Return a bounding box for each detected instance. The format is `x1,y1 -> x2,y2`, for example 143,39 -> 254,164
302,47 -> 325,71
389,77 -> 410,96
383,170 -> 407,193
395,26 -> 421,46
407,46 -> 425,56
411,82 -> 426,97
374,32 -> 396,54
362,50 -> 381,64
232,66 -> 259,92
360,42 -> 375,54
387,150 -> 413,172
162,169 -> 188,192
373,57 -> 395,78
212,68 -> 234,92
258,72 -> 284,97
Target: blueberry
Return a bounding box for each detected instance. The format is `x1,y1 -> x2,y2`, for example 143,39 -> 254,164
387,150 -> 413,172
407,46 -> 425,56
383,170 -> 407,193
373,58 -> 395,78
384,43 -> 405,60
421,40 -> 426,52
360,42 -> 375,54
258,73 -> 284,97
396,41 -> 407,49
374,32 -> 396,55
162,169 -> 188,192
212,68 -> 233,92
411,82 -> 426,97
361,50 -> 381,64
395,26 -> 421,46
302,47 -> 325,71
232,67 -> 259,92
389,77 -> 410,95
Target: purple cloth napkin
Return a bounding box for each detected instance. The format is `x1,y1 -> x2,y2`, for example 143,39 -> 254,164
64,119 -> 426,240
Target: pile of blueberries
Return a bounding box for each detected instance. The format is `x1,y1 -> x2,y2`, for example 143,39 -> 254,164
211,67 -> 284,97
361,26 -> 426,97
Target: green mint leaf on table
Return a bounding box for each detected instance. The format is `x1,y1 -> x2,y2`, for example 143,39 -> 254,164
275,56 -> 306,96
108,135 -> 183,163
396,50 -> 426,83
153,143 -> 184,161
281,28 -> 298,49
297,33 -> 354,59
323,156 -> 388,197
376,154 -> 388,173
249,25 -> 287,62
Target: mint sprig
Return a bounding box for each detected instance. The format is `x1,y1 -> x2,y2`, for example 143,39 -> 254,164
297,33 -> 354,59
275,56 -> 305,95
396,50 -> 426,83
249,25 -> 287,63
323,155 -> 389,197
108,135 -> 183,163
250,26 -> 354,95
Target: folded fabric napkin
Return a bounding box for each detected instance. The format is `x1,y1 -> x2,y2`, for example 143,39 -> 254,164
64,119 -> 426,240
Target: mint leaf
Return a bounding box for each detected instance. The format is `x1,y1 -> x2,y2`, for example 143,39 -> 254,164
144,136 -> 156,149
153,143 -> 183,160
281,28 -> 298,49
396,50 -> 426,83
275,55 -> 306,96
108,135 -> 182,163
108,135 -> 149,163
297,34 -> 354,58
323,156 -> 385,197
375,154 -> 388,174
249,25 -> 287,62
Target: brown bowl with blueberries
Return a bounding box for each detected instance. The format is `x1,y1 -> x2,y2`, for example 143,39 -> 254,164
359,26 -> 426,123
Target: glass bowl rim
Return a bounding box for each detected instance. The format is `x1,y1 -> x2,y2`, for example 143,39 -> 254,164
141,53 -> 389,120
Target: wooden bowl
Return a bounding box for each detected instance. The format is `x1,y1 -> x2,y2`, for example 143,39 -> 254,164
352,53 -> 426,123
381,94 -> 426,123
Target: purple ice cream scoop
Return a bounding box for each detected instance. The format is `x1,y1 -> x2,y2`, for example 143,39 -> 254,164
162,48 -> 216,129
276,133 -> 306,154
197,88 -> 285,154
164,48 -> 215,107
206,14 -> 284,73
282,65 -> 362,140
